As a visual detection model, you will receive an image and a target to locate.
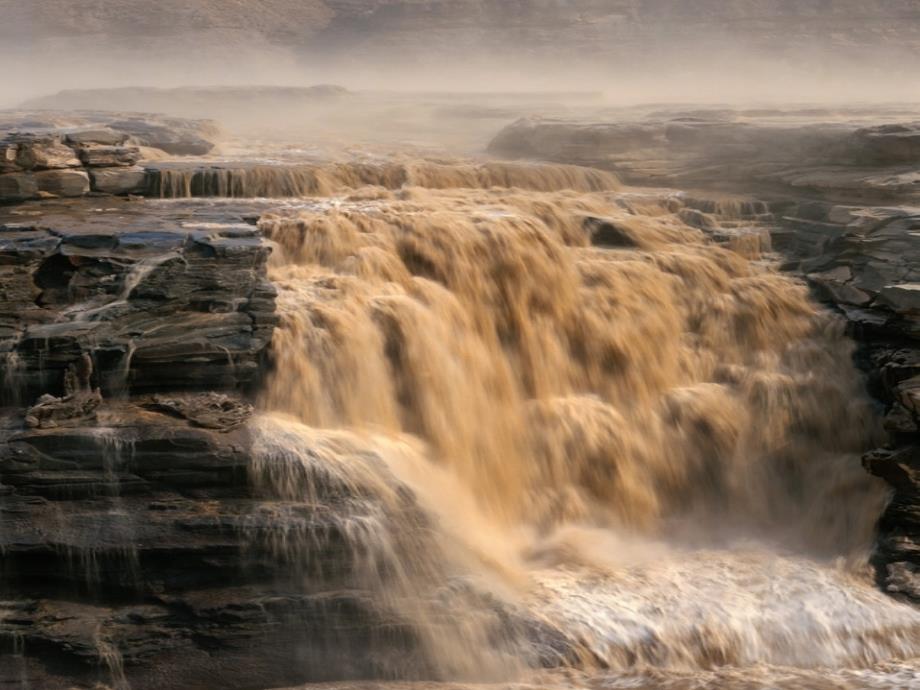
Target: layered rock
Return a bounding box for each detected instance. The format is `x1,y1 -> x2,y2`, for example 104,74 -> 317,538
0,403 -> 427,689
777,203 -> 920,600
0,199 -> 276,401
0,197 -> 359,688
489,113 -> 920,205
0,113 -> 220,203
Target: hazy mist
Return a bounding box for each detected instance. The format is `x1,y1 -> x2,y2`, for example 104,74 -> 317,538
2,0 -> 920,109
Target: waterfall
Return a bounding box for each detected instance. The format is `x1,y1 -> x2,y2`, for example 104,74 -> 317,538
249,172 -> 920,681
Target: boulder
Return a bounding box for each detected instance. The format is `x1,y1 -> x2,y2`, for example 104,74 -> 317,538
89,166 -> 149,195
880,284 -> 920,314
0,172 -> 39,202
108,118 -> 218,156
32,169 -> 90,197
64,128 -> 129,146
13,136 -> 81,170
850,124 -> 920,166
0,140 -> 20,173
77,144 -> 142,167
583,216 -> 639,248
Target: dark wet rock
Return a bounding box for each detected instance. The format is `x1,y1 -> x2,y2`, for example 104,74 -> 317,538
0,402 -> 444,689
678,208 -> 719,230
792,204 -> 920,602
24,355 -> 102,429
583,216 -> 639,248
143,392 -> 254,431
0,199 -> 277,400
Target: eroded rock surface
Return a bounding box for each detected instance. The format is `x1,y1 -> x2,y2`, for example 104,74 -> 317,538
0,196 -> 333,688
0,199 -> 276,400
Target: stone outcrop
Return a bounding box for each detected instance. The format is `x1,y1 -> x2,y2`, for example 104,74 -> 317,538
0,196 -> 312,688
0,199 -> 277,401
772,202 -> 920,600
488,112 -> 920,205
89,166 -> 149,195
0,113 -> 220,203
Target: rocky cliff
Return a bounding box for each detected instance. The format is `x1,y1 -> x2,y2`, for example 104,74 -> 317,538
4,1 -> 919,60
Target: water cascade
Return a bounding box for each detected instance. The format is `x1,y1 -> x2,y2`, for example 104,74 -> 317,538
248,172 -> 920,684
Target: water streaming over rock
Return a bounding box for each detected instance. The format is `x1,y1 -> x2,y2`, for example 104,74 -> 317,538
250,165 -> 920,685
150,161 -> 620,199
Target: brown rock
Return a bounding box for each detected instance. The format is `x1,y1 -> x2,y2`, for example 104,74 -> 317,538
90,166 -> 149,195
78,144 -> 142,167
64,128 -> 129,146
32,169 -> 90,197
14,137 -> 81,170
0,172 -> 39,201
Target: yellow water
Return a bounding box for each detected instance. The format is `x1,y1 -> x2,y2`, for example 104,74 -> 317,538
249,162 -> 920,686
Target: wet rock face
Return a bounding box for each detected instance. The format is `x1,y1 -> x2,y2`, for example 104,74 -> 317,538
0,405 -> 379,690
0,200 -> 277,401
0,197 -> 344,688
789,205 -> 920,601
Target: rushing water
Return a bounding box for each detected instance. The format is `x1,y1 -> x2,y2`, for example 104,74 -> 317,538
240,162 -> 920,688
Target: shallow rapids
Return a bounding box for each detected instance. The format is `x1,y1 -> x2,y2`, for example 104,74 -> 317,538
250,164 -> 920,685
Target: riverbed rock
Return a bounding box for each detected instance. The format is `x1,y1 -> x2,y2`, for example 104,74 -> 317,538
0,111 -> 221,160
90,166 -> 150,194
850,124 -> 920,166
64,128 -> 130,146
12,135 -> 81,170
0,172 -> 39,201
77,144 -> 142,167
0,199 -> 277,400
32,169 -> 90,197
489,112 -> 920,204
108,117 -> 219,156
143,392 -> 254,431
1,139 -> 20,173
0,402 -> 456,689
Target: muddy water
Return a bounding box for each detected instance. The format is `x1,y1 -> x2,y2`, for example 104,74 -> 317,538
246,162 -> 920,688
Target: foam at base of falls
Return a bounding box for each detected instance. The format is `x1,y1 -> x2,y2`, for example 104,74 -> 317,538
249,414 -> 920,682
530,549 -> 920,670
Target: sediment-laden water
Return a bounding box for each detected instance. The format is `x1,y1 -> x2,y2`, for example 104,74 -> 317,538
242,163 -> 920,687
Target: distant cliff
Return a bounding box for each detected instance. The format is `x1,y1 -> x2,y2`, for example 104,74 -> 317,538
3,0 -> 919,59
